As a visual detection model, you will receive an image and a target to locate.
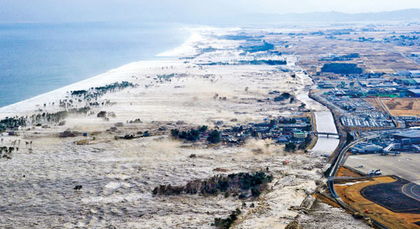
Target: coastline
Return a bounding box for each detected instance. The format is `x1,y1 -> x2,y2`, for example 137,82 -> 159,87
0,60 -> 174,117
0,28 -> 201,118
0,25 -> 340,157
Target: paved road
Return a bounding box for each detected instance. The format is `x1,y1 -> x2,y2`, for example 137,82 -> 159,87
402,183 -> 420,201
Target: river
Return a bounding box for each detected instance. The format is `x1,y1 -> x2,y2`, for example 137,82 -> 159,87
311,111 -> 340,156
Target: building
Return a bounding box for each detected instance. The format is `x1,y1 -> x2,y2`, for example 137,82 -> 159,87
393,130 -> 420,145
407,89 -> 420,98
409,70 -> 420,77
351,143 -> 383,154
293,132 -> 308,139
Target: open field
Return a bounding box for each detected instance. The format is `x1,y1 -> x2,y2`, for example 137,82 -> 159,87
336,166 -> 364,178
335,176 -> 420,229
382,98 -> 420,117
345,153 -> 420,184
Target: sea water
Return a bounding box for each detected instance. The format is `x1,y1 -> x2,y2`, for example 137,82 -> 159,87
0,22 -> 188,107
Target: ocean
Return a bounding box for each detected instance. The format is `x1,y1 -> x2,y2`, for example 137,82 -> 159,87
0,22 -> 188,107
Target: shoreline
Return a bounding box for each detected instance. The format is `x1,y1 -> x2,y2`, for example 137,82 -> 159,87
0,28 -> 202,118
0,60 -> 176,117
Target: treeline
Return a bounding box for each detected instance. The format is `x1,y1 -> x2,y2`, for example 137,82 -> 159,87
320,53 -> 360,61
29,107 -> 90,125
238,60 -> 287,65
201,60 -> 287,66
212,208 -> 241,229
0,117 -> 26,132
170,126 -> 221,144
221,34 -> 264,41
70,81 -> 135,100
153,171 -> 273,199
240,41 -> 275,53
273,92 -> 292,102
0,107 -> 90,133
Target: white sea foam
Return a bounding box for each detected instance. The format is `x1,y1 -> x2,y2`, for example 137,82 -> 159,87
0,26 -> 221,118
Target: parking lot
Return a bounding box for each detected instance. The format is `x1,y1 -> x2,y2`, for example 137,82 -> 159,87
345,153 -> 420,184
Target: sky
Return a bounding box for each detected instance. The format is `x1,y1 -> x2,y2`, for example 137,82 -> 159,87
0,0 -> 419,23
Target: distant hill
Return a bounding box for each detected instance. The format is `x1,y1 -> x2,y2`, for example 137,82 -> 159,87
251,9 -> 420,23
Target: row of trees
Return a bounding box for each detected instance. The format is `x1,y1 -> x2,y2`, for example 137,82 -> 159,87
0,117 -> 27,132
153,171 -> 273,198
70,81 -> 135,100
0,107 -> 91,133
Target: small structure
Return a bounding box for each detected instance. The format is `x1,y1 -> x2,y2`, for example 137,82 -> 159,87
293,131 -> 308,139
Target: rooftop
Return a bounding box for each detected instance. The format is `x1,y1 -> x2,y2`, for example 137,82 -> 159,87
408,89 -> 420,95
393,130 -> 420,139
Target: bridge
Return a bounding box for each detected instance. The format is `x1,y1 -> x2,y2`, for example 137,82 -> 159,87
312,131 -> 342,138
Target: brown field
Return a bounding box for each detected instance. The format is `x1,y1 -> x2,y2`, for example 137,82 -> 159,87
336,166 -> 364,178
313,192 -> 341,208
335,176 -> 420,229
382,98 -> 420,117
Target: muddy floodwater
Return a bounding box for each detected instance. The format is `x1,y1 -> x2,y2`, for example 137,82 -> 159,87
311,111 -> 340,156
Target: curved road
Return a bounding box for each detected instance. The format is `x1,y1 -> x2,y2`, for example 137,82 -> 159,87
326,133 -> 387,229
402,183 -> 420,201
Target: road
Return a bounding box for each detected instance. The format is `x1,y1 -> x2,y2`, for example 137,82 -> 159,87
326,133 -> 389,229
402,183 -> 420,201
327,134 -> 379,196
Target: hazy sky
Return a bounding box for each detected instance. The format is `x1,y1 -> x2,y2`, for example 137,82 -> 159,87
1,0 -> 419,23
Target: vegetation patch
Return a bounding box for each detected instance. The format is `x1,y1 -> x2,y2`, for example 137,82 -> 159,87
221,34 -> 264,41
0,117 -> 27,132
0,107 -> 90,133
321,63 -> 363,74
212,208 -> 241,229
238,60 -> 287,65
153,171 -> 273,199
240,41 -> 275,53
320,53 -> 360,61
70,81 -> 135,99
171,126 -> 222,144
273,92 -> 292,102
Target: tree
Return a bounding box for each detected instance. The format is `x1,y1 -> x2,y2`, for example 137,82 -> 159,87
171,129 -> 180,137
285,142 -> 296,152
207,130 -> 221,144
199,125 -> 208,132
346,133 -> 354,144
